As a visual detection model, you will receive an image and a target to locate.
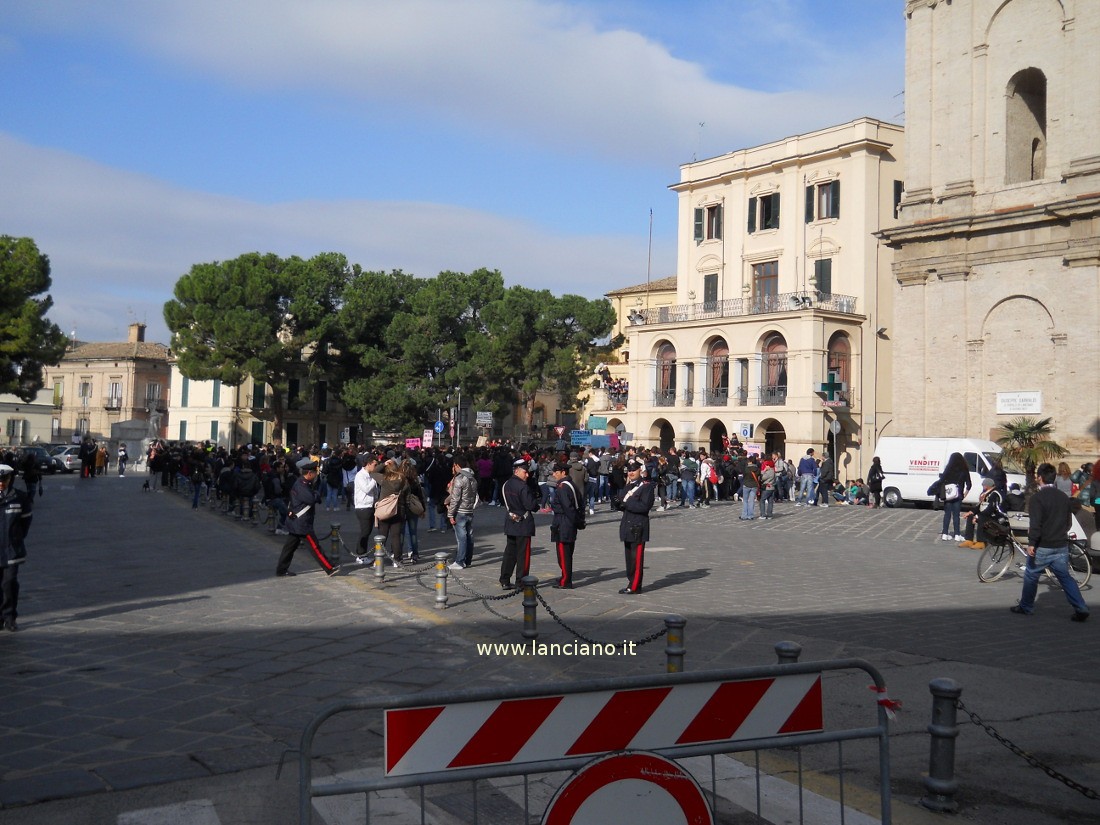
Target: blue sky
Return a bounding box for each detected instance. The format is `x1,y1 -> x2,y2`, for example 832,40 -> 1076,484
0,1 -> 905,343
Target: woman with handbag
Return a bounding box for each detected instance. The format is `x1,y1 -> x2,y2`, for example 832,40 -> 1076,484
938,452 -> 972,542
374,460 -> 408,566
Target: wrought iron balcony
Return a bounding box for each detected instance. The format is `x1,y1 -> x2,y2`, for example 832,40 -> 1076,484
653,389 -> 677,407
637,292 -> 857,325
758,385 -> 788,406
702,388 -> 729,406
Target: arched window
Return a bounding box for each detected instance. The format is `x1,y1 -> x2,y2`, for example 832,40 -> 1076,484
826,332 -> 851,404
656,343 -> 677,406
760,334 -> 787,406
1006,68 -> 1046,183
705,339 -> 729,405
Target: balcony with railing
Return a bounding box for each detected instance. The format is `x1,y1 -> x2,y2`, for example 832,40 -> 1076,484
636,291 -> 858,326
758,385 -> 788,406
103,395 -> 123,410
653,389 -> 677,407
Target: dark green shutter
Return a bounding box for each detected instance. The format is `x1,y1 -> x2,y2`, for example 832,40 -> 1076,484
806,185 -> 815,222
693,208 -> 704,241
714,204 -> 722,240
830,180 -> 840,219
767,193 -> 781,229
747,198 -> 757,233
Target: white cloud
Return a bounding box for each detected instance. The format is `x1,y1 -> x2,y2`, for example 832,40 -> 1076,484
0,132 -> 662,343
12,0 -> 901,162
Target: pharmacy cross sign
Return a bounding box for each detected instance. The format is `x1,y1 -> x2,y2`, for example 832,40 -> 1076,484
818,371 -> 847,402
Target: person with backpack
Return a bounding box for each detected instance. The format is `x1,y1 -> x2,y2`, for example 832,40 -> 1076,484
740,455 -> 761,519
867,456 -> 886,508
322,450 -> 343,512
233,456 -> 262,521
550,462 -> 585,589
679,452 -> 699,508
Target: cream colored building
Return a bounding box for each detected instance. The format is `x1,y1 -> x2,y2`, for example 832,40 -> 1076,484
618,118 -> 904,479
168,365 -> 359,449
0,389 -> 55,447
43,323 -> 170,443
882,0 -> 1100,463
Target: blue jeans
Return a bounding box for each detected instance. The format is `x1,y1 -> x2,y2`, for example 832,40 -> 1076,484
681,478 -> 696,506
741,487 -> 758,518
325,484 -> 340,510
403,514 -> 419,556
665,477 -> 679,503
586,479 -> 598,508
1017,545 -> 1089,615
759,488 -> 774,517
797,474 -> 814,504
598,476 -> 610,500
941,499 -> 962,535
453,513 -> 474,567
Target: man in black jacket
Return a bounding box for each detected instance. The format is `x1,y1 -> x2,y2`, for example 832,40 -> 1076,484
276,459 -> 337,578
1010,463 -> 1089,621
550,462 -> 584,589
499,459 -> 539,589
0,463 -> 32,631
617,459 -> 655,595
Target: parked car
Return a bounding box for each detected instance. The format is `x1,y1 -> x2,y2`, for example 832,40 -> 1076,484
50,445 -> 81,473
18,446 -> 63,475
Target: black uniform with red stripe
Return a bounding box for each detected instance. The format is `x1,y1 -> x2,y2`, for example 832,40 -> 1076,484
550,476 -> 584,587
276,472 -> 336,576
618,478 -> 655,593
499,473 -> 539,587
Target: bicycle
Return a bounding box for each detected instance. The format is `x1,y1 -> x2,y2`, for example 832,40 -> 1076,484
977,519 -> 1092,587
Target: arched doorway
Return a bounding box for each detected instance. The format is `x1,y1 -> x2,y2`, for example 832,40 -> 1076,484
651,419 -> 675,452
700,418 -> 728,456
759,418 -> 786,458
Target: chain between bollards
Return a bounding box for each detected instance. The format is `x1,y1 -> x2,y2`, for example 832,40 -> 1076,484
921,677 -> 962,813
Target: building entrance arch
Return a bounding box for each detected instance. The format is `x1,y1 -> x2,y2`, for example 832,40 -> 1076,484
759,418 -> 786,457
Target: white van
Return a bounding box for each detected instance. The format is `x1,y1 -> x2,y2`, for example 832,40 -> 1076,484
872,437 -> 1026,508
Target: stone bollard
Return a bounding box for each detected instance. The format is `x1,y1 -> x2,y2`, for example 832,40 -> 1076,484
520,576 -> 538,641
433,552 -> 449,609
664,615 -> 686,673
775,641 -> 803,664
920,677 -> 963,813
372,535 -> 386,584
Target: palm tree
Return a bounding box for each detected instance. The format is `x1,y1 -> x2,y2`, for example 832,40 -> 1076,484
995,417 -> 1068,490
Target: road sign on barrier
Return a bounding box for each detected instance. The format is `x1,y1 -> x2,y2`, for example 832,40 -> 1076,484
542,751 -> 712,825
384,674 -> 822,777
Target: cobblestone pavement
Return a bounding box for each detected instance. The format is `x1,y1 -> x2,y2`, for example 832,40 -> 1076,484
0,476 -> 1096,824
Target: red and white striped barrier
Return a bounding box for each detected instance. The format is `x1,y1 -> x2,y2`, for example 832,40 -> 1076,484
385,673 -> 822,777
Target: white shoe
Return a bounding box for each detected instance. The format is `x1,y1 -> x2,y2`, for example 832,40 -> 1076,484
940,533 -> 951,541
954,534 -> 966,542
448,561 -> 464,570
819,503 -> 829,508
274,528 -> 289,535
794,503 -> 803,507
588,507 -> 595,515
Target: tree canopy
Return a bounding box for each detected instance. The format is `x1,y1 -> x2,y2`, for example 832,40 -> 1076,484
166,255 -> 618,439
0,236 -> 68,402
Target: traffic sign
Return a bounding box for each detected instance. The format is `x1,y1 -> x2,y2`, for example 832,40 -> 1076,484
434,420 -> 445,434
542,751 -> 712,825
554,426 -> 566,437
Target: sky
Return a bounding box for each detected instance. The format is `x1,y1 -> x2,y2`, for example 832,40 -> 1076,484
0,0 -> 905,344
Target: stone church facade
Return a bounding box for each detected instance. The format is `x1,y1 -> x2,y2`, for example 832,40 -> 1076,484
882,0 -> 1100,462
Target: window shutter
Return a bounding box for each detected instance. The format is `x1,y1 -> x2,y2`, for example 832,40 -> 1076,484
767,193 -> 781,229
693,208 -> 704,242
806,185 -> 815,223
714,204 -> 722,240
747,198 -> 757,233
814,259 -> 833,295
830,180 -> 840,219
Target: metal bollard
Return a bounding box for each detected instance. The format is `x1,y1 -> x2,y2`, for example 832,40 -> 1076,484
920,677 -> 963,813
328,522 -> 342,565
520,576 -> 538,641
664,615 -> 686,673
372,535 -> 386,584
434,552 -> 449,609
775,641 -> 803,664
